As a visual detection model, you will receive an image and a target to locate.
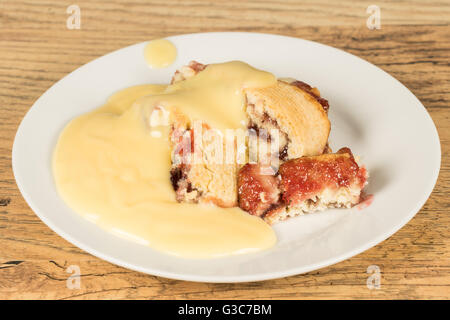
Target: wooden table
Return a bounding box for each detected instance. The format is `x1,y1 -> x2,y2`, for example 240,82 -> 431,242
0,0 -> 448,299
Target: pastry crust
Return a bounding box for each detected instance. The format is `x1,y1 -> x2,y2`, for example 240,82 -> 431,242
245,81 -> 330,159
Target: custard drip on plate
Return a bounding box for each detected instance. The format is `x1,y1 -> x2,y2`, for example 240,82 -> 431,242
144,39 -> 177,68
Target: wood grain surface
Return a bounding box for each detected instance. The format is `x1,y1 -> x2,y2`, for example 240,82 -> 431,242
0,0 -> 449,300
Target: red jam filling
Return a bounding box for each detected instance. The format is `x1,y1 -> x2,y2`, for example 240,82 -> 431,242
280,154 -> 366,204
238,164 -> 279,216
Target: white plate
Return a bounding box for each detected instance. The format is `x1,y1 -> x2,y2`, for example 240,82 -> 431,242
12,32 -> 441,282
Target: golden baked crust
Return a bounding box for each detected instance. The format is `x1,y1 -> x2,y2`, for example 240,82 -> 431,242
245,81 -> 331,159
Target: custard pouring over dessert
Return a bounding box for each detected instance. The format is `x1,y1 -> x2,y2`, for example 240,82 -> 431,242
53,60 -> 368,258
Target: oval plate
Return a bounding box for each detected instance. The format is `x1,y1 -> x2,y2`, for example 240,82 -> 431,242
12,32 -> 441,282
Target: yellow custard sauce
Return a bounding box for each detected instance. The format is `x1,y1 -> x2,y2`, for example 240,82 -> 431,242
139,61 -> 276,130
53,62 -> 277,258
144,39 -> 177,68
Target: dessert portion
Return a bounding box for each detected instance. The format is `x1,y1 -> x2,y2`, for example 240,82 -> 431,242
169,61 -> 331,207
238,147 -> 368,224
52,54 -> 370,259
